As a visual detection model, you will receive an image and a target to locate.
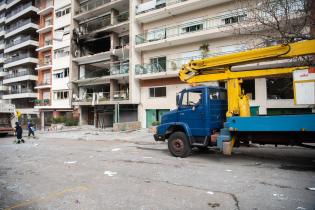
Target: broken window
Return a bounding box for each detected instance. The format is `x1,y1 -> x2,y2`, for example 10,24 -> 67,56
267,77 -> 293,99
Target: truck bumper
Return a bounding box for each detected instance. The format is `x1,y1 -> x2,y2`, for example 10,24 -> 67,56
154,134 -> 166,141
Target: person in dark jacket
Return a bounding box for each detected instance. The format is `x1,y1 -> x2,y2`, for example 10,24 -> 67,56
14,122 -> 24,144
27,121 -> 35,138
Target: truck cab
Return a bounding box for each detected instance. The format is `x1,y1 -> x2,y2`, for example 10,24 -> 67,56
154,85 -> 227,157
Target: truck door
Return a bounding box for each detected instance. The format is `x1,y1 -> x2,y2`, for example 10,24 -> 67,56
178,89 -> 207,136
209,88 -> 227,130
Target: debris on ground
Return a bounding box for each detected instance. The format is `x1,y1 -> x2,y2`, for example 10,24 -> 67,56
208,202 -> 220,208
104,171 -> 117,177
306,187 -> 315,191
207,191 -> 214,195
64,161 -> 77,164
111,148 -> 121,152
225,169 -> 232,172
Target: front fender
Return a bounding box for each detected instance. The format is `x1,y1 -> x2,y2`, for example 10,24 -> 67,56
157,122 -> 192,140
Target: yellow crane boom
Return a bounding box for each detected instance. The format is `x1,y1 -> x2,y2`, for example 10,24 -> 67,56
178,40 -> 315,117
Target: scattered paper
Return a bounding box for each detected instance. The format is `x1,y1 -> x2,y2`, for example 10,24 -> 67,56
64,161 -> 77,164
207,191 -> 214,195
306,187 -> 315,191
225,169 -> 232,172
104,171 -> 117,177
143,157 -> 153,159
111,148 -> 121,152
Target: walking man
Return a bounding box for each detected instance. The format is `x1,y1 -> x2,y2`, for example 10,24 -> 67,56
14,122 -> 24,144
27,120 -> 35,138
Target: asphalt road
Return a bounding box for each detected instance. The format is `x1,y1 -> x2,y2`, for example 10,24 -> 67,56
0,130 -> 314,210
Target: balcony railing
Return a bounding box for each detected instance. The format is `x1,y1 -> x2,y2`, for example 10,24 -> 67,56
79,11 -> 129,35
34,99 -> 50,106
4,69 -> 36,79
38,0 -> 53,10
6,2 -> 33,19
135,14 -> 247,45
6,36 -> 38,48
135,48 -> 246,75
8,89 -> 36,94
5,52 -> 37,64
136,0 -> 187,15
75,90 -> 129,102
44,39 -> 52,46
80,62 -> 129,80
6,18 -> 37,33
77,0 -> 111,14
37,60 -> 52,67
37,80 -> 51,86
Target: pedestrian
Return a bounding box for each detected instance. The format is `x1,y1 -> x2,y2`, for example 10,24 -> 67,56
14,122 -> 24,144
27,120 -> 35,138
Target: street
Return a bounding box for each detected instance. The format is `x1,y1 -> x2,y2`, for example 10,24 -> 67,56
0,129 -> 314,210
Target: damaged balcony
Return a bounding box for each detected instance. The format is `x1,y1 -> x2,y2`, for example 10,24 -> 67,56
74,61 -> 129,86
78,11 -> 129,38
73,34 -> 129,65
74,0 -> 128,21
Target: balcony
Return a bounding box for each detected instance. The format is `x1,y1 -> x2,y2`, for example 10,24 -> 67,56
4,36 -> 38,53
135,0 -> 232,23
135,13 -> 246,51
0,54 -> 4,63
0,42 -> 4,50
0,68 -> 8,77
37,20 -> 53,34
74,0 -> 127,21
78,11 -> 129,37
4,52 -> 38,68
135,48 -> 245,79
36,60 -> 52,71
73,90 -> 129,105
3,89 -> 37,100
0,27 -> 5,37
75,62 -> 129,85
0,2 -> 5,11
5,2 -> 38,24
0,81 -> 8,91
5,18 -> 39,38
37,0 -> 54,16
6,0 -> 19,9
36,40 -> 53,52
0,14 -> 5,23
3,70 -> 37,84
34,99 -> 50,108
35,80 -> 51,89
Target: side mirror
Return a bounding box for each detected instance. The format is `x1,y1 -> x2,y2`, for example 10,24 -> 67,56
176,94 -> 179,106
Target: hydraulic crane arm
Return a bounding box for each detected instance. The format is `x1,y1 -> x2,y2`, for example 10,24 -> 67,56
178,39 -> 315,117
180,39 -> 315,78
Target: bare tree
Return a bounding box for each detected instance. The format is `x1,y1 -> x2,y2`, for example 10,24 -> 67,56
233,0 -> 314,45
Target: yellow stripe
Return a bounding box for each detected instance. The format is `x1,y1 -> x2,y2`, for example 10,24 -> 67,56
5,185 -> 88,210
294,79 -> 315,83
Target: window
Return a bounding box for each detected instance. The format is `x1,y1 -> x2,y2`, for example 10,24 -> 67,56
181,22 -> 203,33
150,56 -> 166,72
54,68 -> 69,79
54,47 -> 70,59
149,87 -> 166,97
209,89 -> 227,100
54,91 -> 69,100
267,77 -> 293,99
181,90 -> 202,106
55,7 -> 70,18
223,14 -> 247,25
242,79 -> 255,100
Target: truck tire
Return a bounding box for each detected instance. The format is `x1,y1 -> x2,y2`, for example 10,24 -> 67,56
168,132 -> 191,158
0,133 -> 8,137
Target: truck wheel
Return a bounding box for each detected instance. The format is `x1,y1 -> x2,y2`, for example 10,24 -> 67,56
168,132 -> 191,158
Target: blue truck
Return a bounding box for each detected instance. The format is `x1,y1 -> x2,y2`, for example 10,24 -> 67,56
153,85 -> 315,157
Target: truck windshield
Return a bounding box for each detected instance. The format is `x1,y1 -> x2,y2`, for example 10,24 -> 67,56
209,89 -> 227,100
181,90 -> 202,106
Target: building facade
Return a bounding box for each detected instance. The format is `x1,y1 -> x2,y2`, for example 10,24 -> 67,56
35,0 -> 73,128
2,0 -> 39,123
133,0 -> 312,128
71,0 -> 139,128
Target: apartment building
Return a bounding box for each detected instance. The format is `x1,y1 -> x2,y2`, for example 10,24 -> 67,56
71,0 -> 139,128
2,0 -> 39,122
133,0 -> 312,128
35,0 -> 73,128
0,0 -> 6,104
